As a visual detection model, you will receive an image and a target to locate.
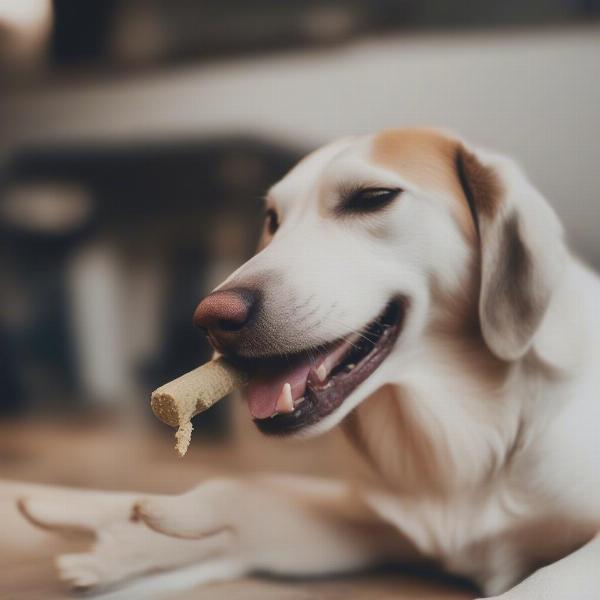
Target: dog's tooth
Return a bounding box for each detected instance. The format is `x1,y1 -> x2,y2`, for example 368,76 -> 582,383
295,396 -> 306,406
316,364 -> 327,382
346,363 -> 356,371
276,383 -> 294,414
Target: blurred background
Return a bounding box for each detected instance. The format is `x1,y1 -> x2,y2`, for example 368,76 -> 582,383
0,0 -> 600,437
1,0 -> 600,503
1,2 -> 599,597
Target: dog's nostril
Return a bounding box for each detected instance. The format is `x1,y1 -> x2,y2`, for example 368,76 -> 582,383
193,288 -> 257,338
218,318 -> 244,332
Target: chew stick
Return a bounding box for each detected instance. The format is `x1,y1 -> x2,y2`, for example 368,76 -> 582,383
151,357 -> 246,456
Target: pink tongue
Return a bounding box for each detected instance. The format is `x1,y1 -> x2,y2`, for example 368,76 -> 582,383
245,356 -> 313,419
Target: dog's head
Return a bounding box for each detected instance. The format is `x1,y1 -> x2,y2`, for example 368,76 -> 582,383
194,128 -> 566,436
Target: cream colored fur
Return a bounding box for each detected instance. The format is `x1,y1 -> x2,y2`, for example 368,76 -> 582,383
11,128 -> 600,599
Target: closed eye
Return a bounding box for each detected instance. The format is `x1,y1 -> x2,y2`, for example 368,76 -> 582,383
335,187 -> 402,216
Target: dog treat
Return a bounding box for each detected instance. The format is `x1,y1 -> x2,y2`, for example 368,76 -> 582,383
151,358 -> 246,456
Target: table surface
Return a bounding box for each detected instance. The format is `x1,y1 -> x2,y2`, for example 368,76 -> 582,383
0,416 -> 477,600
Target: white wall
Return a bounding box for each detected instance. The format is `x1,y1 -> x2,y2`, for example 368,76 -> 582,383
2,26 -> 599,262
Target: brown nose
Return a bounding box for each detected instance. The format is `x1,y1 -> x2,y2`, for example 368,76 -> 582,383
193,289 -> 256,344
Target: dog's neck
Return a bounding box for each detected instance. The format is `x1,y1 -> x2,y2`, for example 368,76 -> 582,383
341,330 -> 526,498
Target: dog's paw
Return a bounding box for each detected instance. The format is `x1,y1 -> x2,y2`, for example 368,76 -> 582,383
17,485 -> 246,592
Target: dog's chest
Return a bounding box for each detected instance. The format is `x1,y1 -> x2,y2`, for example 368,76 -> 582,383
342,387 -> 596,594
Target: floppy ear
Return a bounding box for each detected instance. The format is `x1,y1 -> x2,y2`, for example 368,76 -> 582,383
455,144 -> 566,361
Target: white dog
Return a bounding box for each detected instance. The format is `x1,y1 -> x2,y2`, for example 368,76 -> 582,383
17,128 -> 600,599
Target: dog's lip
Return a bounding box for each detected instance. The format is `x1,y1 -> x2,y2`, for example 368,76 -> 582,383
248,300 -> 405,435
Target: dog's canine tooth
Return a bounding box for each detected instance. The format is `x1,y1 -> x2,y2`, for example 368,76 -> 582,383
276,383 -> 294,414
316,364 -> 327,382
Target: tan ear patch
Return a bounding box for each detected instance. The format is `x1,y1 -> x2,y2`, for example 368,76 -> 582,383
455,145 -> 503,225
371,128 -> 477,242
455,144 -> 559,361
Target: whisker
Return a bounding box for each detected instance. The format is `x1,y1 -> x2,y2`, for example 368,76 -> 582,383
323,315 -> 380,344
253,304 -> 385,364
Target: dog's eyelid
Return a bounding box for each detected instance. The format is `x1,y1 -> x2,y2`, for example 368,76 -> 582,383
336,186 -> 403,216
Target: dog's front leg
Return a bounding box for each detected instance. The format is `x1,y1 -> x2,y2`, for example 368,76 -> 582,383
480,532 -> 600,600
19,475 -> 403,591
134,474 -> 404,579
17,484 -> 248,590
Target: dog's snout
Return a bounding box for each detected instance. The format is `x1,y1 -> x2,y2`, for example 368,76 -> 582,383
194,288 -> 258,348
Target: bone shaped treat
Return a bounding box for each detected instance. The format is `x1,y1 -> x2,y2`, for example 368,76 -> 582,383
151,358 -> 246,456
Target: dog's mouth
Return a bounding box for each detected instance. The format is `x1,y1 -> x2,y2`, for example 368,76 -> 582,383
232,300 -> 405,435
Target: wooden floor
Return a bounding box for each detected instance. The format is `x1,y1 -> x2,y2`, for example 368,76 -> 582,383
0,416 -> 477,599
3,569 -> 474,600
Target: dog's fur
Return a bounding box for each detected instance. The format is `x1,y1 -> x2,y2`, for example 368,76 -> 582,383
16,128 -> 600,598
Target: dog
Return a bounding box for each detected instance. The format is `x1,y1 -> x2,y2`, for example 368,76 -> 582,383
16,127 -> 600,599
